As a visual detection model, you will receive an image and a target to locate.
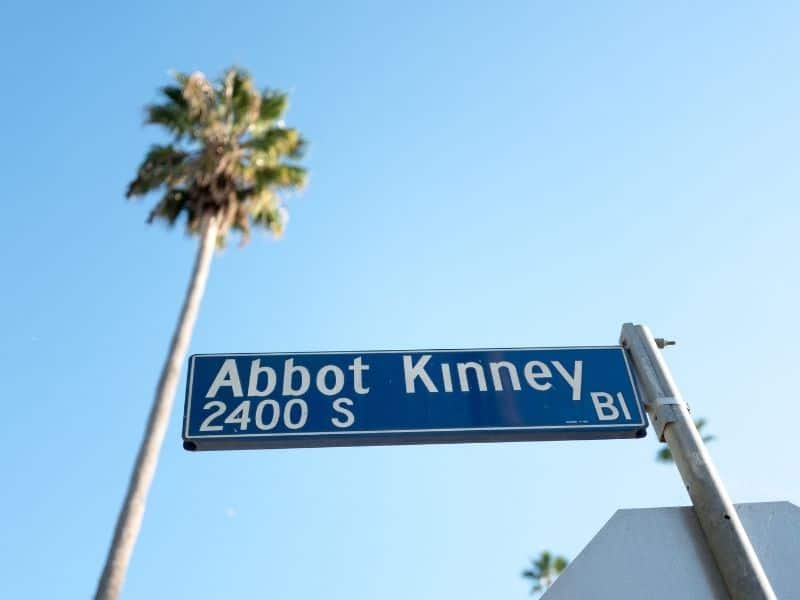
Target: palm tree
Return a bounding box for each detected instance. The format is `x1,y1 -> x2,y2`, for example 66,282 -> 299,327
95,67 -> 307,600
522,550 -> 569,596
657,417 -> 715,462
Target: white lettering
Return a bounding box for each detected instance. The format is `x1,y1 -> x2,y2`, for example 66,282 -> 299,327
617,392 -> 632,420
524,361 -> 552,391
199,400 -> 226,431
224,400 -> 251,430
403,355 -> 438,393
247,359 -> 276,397
457,362 -> 488,392
316,364 -> 345,396
553,360 -> 583,401
283,398 -> 308,429
282,358 -> 310,396
206,359 -> 243,398
489,361 -> 521,391
331,397 -> 355,428
441,363 -> 453,392
255,399 -> 280,430
348,356 -> 370,394
591,392 -> 619,421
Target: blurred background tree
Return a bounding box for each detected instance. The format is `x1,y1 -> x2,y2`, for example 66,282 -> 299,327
522,550 -> 569,596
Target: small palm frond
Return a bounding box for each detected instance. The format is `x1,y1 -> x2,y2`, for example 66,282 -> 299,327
148,189 -> 188,225
553,556 -> 568,573
146,87 -> 192,139
254,165 -> 308,189
245,127 -> 305,162
255,91 -> 289,126
534,550 -> 553,574
521,571 -> 543,594
181,71 -> 216,124
221,68 -> 261,133
127,145 -> 189,198
522,551 -> 569,596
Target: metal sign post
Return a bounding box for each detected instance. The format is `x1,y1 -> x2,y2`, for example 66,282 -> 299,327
620,323 -> 776,600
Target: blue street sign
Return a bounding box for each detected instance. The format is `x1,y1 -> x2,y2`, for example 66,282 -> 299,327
183,347 -> 646,451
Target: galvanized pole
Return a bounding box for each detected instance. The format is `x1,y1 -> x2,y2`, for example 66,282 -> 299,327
620,323 -> 775,600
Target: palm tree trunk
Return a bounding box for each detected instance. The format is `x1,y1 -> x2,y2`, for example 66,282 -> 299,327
95,215 -> 219,600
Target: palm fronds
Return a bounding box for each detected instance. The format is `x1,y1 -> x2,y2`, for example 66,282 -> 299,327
127,67 -> 308,246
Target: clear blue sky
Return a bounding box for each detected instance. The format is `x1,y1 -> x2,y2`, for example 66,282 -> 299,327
1,1 -> 799,598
